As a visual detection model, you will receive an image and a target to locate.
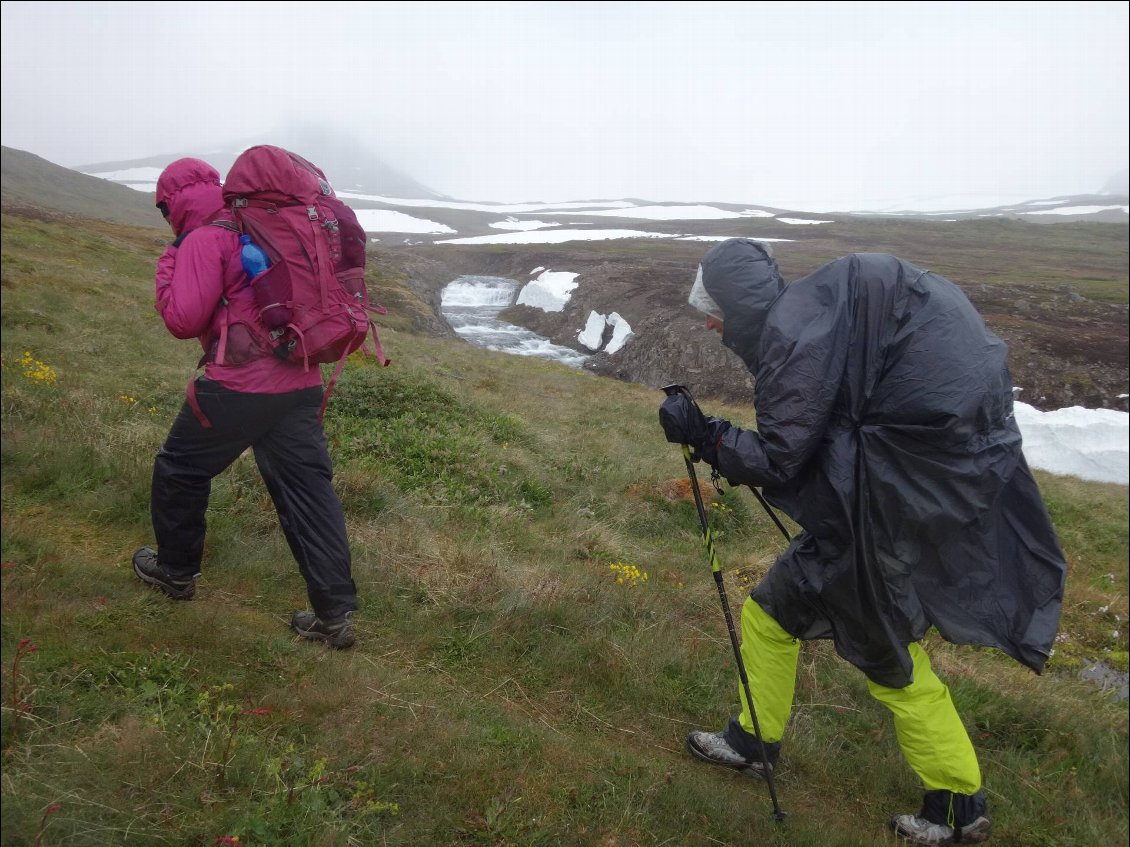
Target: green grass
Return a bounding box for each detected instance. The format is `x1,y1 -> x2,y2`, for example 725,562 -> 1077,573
2,212 -> 1127,846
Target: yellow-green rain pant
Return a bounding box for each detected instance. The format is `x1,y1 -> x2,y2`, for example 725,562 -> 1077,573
736,597 -> 981,794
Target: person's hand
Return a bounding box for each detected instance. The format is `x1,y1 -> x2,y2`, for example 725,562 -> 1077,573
698,417 -> 731,466
659,394 -> 731,465
659,392 -> 707,446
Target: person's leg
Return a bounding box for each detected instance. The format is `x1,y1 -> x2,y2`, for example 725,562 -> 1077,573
147,381 -> 258,580
687,598 -> 800,775
735,597 -> 800,743
252,388 -> 357,622
869,643 -> 991,844
867,643 -> 980,793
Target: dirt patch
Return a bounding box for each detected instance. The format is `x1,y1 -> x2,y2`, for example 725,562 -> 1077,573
966,284 -> 1129,409
626,477 -> 719,504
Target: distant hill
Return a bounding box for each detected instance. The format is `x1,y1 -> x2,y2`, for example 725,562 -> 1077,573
77,125 -> 447,201
1,145 -> 159,228
1102,169 -> 1130,196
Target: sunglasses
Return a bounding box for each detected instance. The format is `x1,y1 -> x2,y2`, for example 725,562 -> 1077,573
156,201 -> 170,218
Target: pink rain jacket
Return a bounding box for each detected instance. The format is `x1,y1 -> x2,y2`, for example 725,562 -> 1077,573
154,158 -> 321,394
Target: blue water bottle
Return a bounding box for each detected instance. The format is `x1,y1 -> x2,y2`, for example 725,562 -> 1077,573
239,234 -> 270,279
239,235 -> 291,331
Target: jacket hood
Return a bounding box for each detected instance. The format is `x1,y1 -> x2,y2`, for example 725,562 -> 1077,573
700,238 -> 786,369
156,158 -> 224,236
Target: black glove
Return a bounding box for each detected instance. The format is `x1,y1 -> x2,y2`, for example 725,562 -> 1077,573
659,393 -> 731,465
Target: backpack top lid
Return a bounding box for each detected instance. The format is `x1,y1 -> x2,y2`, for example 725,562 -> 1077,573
222,145 -> 335,207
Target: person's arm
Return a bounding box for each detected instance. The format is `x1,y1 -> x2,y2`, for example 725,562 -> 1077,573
716,267 -> 851,488
156,228 -> 226,340
154,243 -> 177,314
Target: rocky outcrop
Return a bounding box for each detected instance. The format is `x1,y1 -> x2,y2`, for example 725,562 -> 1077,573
582,311 -> 756,405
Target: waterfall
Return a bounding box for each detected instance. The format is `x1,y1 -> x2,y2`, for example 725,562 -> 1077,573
440,275 -> 519,308
440,275 -> 589,368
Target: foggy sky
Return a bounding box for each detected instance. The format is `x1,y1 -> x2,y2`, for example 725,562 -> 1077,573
2,1 -> 1127,212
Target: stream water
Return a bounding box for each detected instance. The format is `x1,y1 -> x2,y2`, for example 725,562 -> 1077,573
439,275 -> 589,368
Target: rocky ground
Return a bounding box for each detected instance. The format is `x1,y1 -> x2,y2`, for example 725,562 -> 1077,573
963,282 -> 1129,411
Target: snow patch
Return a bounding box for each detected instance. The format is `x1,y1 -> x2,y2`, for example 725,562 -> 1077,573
490,217 -> 559,231
516,270 -> 580,312
577,311 -> 607,350
676,235 -> 794,243
605,312 -> 633,354
576,310 -> 634,353
1015,403 -> 1129,485
551,204 -> 773,221
338,192 -> 636,213
437,229 -> 670,245
1022,205 -> 1128,216
353,209 -> 455,234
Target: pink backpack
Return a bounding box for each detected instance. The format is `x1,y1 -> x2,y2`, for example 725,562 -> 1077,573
221,145 -> 389,418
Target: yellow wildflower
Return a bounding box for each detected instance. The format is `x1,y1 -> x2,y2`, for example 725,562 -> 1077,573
609,562 -> 649,587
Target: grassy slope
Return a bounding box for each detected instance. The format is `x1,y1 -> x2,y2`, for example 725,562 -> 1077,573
1,213 -> 1127,847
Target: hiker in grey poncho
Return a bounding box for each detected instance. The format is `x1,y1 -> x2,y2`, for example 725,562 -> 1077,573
659,238 -> 1066,846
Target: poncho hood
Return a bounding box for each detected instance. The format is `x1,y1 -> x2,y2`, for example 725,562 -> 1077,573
700,238 -> 785,368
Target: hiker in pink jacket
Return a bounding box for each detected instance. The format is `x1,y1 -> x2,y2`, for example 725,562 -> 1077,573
133,157 -> 359,649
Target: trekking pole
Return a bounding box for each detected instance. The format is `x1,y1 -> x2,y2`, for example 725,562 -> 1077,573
662,385 -> 788,823
750,486 -> 792,543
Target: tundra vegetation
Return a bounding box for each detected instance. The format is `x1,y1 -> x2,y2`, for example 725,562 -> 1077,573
1,209 -> 1127,846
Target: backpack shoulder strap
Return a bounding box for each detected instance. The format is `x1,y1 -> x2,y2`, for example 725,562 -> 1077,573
211,219 -> 241,233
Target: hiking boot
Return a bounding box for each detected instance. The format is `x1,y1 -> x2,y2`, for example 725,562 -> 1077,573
132,547 -> 198,600
291,610 -> 356,649
686,716 -> 780,779
890,789 -> 992,845
890,815 -> 992,846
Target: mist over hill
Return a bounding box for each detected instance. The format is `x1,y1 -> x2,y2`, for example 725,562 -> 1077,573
1102,169 -> 1130,196
77,126 -> 446,201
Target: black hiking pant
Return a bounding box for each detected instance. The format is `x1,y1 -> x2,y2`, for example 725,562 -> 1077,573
150,379 -> 357,620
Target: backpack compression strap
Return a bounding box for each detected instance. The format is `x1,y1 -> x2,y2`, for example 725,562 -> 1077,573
185,366 -> 213,430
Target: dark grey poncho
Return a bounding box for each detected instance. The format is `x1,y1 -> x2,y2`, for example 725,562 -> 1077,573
702,239 -> 1066,688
